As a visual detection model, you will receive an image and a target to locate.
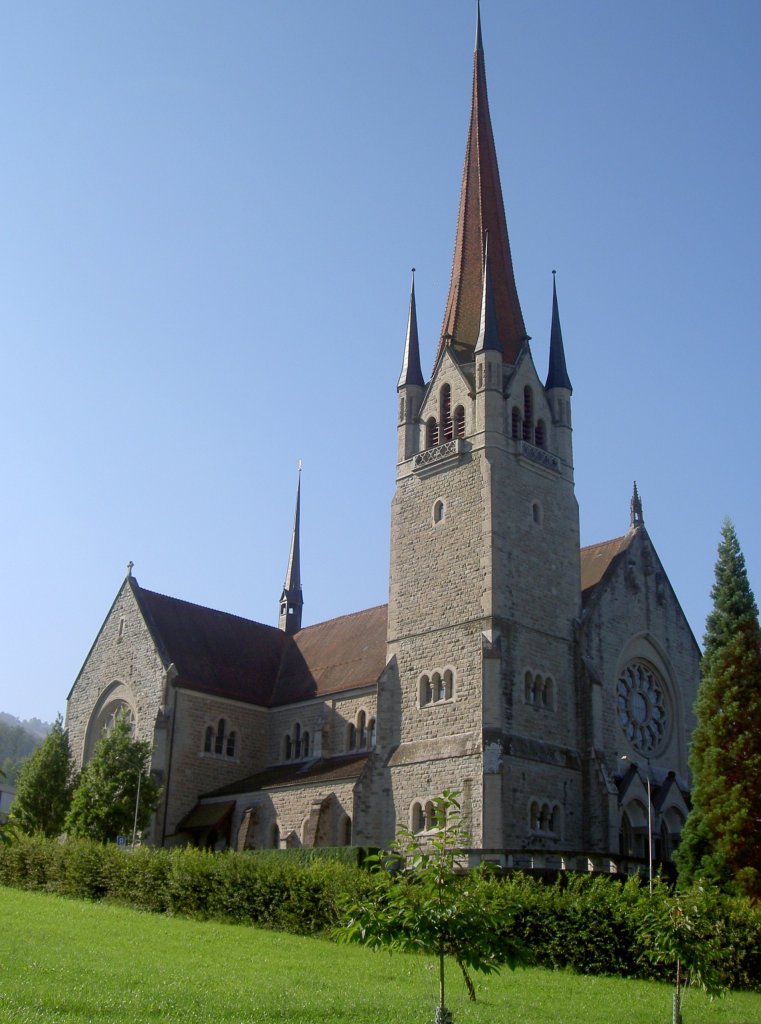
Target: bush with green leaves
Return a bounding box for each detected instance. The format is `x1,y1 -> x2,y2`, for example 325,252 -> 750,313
338,791 -> 529,1023
1,830 -> 760,994
636,881 -> 730,1024
64,715 -> 160,844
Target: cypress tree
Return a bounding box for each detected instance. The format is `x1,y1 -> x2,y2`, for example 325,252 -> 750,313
676,520 -> 761,898
11,715 -> 77,837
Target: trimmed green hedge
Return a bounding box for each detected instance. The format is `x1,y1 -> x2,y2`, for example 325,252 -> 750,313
1,835 -> 759,989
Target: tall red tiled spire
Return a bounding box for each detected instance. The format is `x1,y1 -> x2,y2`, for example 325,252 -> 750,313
438,3 -> 528,364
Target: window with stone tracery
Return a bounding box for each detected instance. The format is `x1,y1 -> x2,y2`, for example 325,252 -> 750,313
203,718 -> 237,759
419,668 -> 455,707
523,670 -> 555,710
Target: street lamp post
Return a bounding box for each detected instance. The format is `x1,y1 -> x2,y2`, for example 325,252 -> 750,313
621,754 -> 652,894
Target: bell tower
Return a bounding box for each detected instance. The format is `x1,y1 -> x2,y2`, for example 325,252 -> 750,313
383,3 -> 582,852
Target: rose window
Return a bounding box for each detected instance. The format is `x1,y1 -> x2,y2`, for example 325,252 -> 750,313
616,662 -> 668,754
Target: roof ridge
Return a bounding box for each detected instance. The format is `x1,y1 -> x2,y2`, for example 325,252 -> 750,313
140,587 -> 280,632
295,603 -> 388,633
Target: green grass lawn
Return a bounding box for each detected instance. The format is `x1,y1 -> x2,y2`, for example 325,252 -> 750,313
1,887 -> 759,1024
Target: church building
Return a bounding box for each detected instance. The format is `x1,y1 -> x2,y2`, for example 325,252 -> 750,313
66,9 -> 700,871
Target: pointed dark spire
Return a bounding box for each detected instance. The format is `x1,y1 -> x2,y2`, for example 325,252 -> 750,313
630,481 -> 644,529
279,466 -> 304,635
398,269 -> 424,388
545,271 -> 572,392
475,233 -> 501,352
437,2 -> 528,364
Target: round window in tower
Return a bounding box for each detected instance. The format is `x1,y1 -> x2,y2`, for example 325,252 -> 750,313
616,661 -> 670,755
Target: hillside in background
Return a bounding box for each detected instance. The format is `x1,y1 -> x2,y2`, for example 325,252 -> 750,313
0,714 -> 52,785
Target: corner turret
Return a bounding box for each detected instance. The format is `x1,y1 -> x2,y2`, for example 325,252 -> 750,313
544,272 -> 574,473
397,270 -> 425,462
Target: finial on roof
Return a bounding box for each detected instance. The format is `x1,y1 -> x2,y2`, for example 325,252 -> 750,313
126,560 -> 134,578
630,481 -> 644,528
398,268 -> 424,388
476,0 -> 483,53
545,271 -> 572,392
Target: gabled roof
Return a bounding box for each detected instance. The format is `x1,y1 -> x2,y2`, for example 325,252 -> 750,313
131,582 -> 388,708
580,533 -> 634,606
204,752 -> 371,798
135,585 -> 288,705
272,604 -> 388,705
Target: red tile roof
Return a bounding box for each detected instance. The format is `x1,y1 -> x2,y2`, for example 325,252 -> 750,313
580,533 -> 634,605
204,753 -> 371,797
133,584 -> 387,708
272,604 -> 388,705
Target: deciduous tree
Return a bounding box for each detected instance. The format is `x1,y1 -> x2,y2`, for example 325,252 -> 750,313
65,714 -> 160,844
676,521 -> 761,898
338,791 -> 527,1024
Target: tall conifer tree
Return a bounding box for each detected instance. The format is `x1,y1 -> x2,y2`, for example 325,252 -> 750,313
676,521 -> 761,898
11,715 -> 77,837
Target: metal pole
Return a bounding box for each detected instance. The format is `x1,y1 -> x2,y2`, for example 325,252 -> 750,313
646,766 -> 653,895
131,762 -> 142,849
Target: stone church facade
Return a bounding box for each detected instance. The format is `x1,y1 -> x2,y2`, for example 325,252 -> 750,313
66,11 -> 699,871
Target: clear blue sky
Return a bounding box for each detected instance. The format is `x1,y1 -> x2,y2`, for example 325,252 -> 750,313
2,1 -> 759,723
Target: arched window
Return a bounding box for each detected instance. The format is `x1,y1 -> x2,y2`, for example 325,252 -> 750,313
525,671 -> 534,704
412,802 -> 425,833
272,824 -> 280,849
368,718 -> 376,747
433,672 -> 444,702
433,499 -> 445,523
443,669 -> 453,700
357,711 -> 367,749
214,719 -> 226,756
342,815 -> 352,847
530,801 -> 540,831
511,406 -> 521,440
424,800 -> 435,831
454,405 -> 465,439
419,675 -> 432,707
540,804 -> 551,832
522,387 -> 533,442
426,417 -> 439,448
440,385 -> 453,440
549,805 -> 562,836
620,812 -> 633,857
302,731 -> 310,758
348,723 -> 357,750
542,678 -> 554,709
532,501 -> 542,525
294,723 -> 302,759
284,734 -> 292,761
204,725 -> 214,753
226,731 -> 236,758
535,419 -> 546,449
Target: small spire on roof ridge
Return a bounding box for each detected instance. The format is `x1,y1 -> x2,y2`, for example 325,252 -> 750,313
398,267 -> 424,388
630,481 -> 644,528
279,469 -> 304,635
476,0 -> 483,53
